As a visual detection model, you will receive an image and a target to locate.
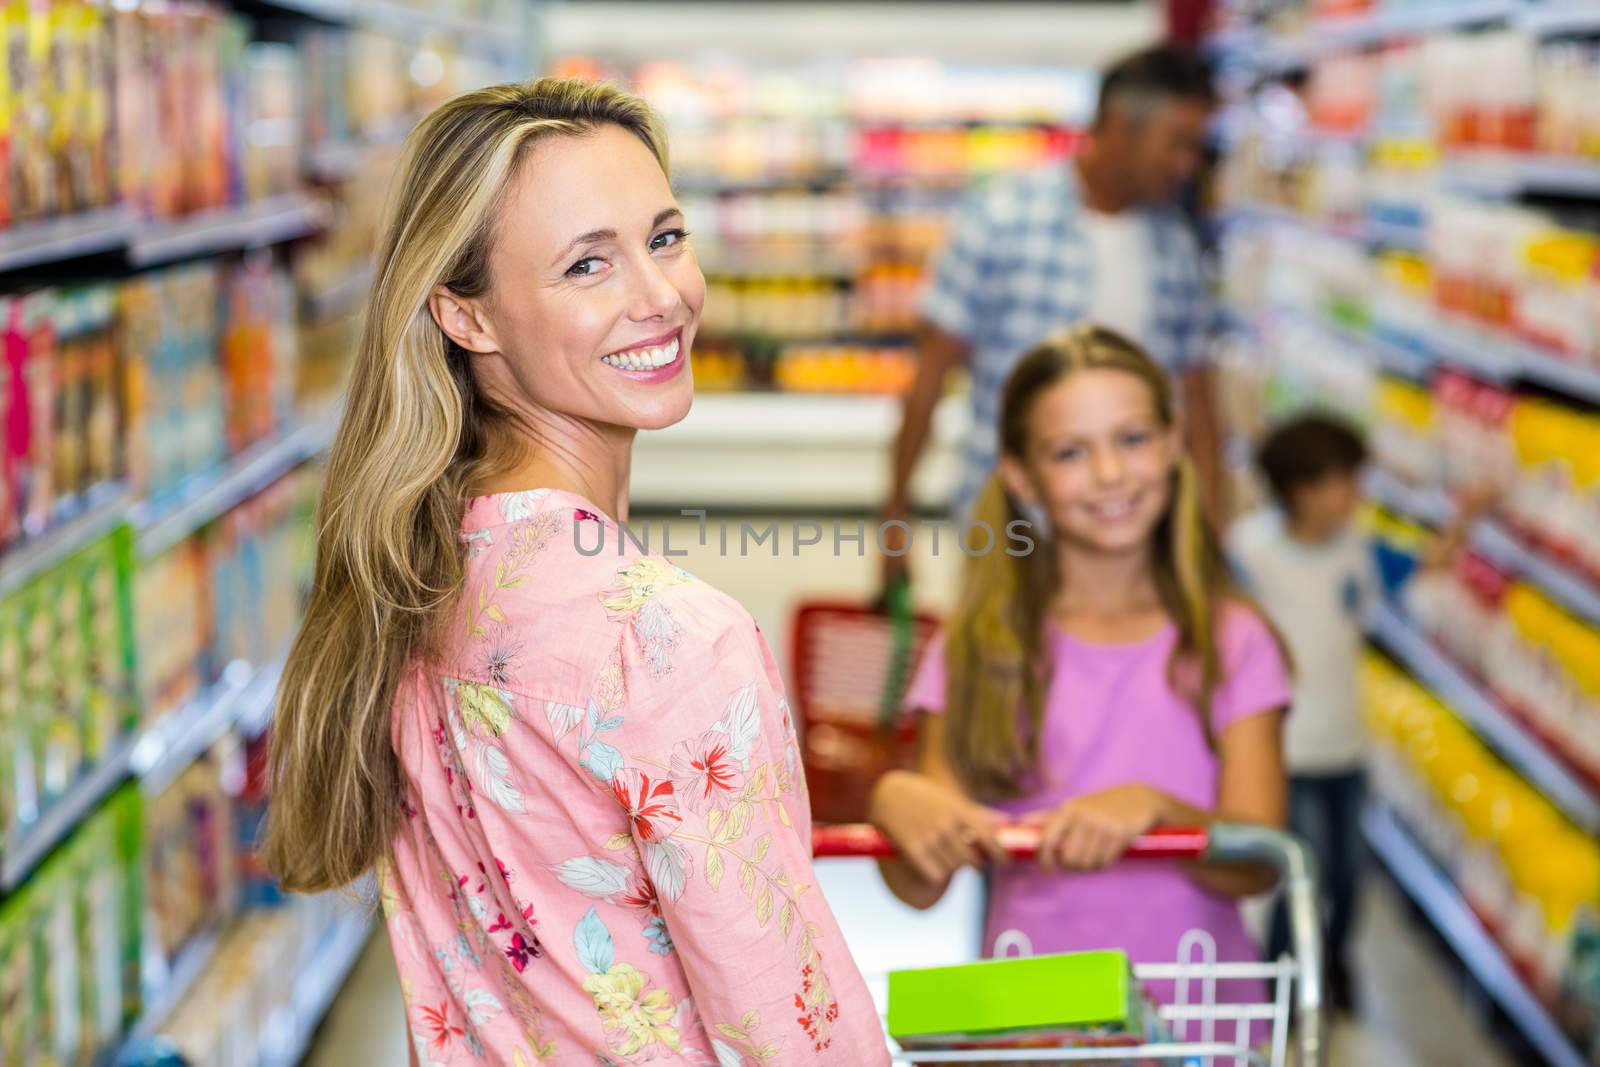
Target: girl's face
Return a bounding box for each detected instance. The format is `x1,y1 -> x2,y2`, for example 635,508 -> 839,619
1001,368 -> 1179,557
433,124 -> 705,433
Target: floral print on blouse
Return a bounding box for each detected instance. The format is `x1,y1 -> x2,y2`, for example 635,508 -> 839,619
381,489 -> 887,1066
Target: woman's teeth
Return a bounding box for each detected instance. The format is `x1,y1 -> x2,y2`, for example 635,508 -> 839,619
601,336 -> 679,371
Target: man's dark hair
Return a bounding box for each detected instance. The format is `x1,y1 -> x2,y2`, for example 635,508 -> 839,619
1256,413 -> 1369,509
1095,46 -> 1217,127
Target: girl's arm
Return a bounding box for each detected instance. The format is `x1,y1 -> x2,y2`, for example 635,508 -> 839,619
1186,707 -> 1288,896
1034,708 -> 1288,897
869,713 -> 1008,910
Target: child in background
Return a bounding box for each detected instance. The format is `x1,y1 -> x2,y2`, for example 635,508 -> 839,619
869,325 -> 1292,1015
1227,414 -> 1373,1013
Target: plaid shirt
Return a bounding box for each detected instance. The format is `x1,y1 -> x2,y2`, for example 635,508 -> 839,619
920,164 -> 1213,519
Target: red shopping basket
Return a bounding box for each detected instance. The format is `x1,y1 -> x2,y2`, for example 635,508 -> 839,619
791,579 -> 941,825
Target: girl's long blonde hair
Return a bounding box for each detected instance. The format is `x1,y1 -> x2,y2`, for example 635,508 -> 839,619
943,325 -> 1255,799
264,78 -> 668,893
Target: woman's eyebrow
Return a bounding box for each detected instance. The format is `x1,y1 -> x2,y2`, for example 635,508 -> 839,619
551,207 -> 684,267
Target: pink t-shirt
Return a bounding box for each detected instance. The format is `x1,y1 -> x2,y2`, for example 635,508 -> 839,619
902,604 -> 1291,1007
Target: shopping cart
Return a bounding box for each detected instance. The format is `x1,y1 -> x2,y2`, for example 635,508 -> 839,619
812,822 -> 1324,1067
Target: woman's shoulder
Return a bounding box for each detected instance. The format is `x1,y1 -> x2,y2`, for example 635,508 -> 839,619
456,491 -> 757,647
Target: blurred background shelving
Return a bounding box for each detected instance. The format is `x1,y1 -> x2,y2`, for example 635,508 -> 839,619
0,0 -> 536,1063
1210,1 -> 1600,1063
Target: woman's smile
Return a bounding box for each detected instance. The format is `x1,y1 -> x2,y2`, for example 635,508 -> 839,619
598,325 -> 687,382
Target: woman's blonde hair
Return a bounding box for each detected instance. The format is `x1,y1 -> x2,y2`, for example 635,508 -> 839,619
264,78 -> 668,893
943,325 -> 1257,799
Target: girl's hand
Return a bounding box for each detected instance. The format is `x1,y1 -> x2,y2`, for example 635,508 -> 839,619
1030,784 -> 1165,872
868,770 -> 1009,886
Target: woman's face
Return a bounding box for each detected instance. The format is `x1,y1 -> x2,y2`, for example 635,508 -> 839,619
439,123 -> 704,433
1001,368 -> 1179,557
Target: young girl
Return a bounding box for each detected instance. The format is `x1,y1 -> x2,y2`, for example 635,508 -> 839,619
869,325 -> 1291,1006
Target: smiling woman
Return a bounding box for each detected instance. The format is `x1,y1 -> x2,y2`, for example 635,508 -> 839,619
262,78 -> 886,1065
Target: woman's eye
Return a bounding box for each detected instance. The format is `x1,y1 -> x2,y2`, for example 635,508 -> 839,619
1121,431 -> 1152,448
1053,446 -> 1084,463
651,228 -> 689,251
567,257 -> 605,277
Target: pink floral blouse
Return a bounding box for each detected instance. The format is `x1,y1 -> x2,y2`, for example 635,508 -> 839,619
379,489 -> 887,1066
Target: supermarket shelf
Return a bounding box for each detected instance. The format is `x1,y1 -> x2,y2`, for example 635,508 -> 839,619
1254,1 -> 1517,70
305,263 -> 375,321
1363,216 -> 1428,252
104,926 -> 225,1064
1471,520 -> 1600,627
1442,154 -> 1600,199
248,0 -> 351,21
1363,467 -> 1600,627
132,409 -> 340,559
1362,803 -> 1590,1067
1368,600 -> 1600,833
0,733 -> 137,892
0,487 -> 134,600
1417,317 -> 1520,382
304,121 -> 412,183
238,653 -> 290,740
1364,467 -> 1454,527
132,661 -> 257,797
1516,343 -> 1600,406
354,0 -> 505,40
673,170 -> 853,196
128,194 -> 330,268
0,206 -> 133,273
4,651 -> 290,895
258,913 -> 376,1067
1521,1 -> 1600,36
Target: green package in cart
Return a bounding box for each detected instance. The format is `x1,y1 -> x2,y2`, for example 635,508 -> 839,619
887,950 -> 1158,1050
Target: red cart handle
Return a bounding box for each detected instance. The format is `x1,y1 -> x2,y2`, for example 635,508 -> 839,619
811,823 -> 1209,861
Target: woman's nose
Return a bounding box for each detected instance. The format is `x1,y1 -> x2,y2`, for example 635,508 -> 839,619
629,258 -> 682,321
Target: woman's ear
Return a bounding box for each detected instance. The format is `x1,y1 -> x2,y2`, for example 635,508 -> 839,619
429,287 -> 499,355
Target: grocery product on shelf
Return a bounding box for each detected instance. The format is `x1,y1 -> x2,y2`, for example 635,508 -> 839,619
145,749 -> 241,965
0,785 -> 143,1066
1504,395 -> 1600,579
2,526 -> 136,836
219,252 -> 300,453
122,263 -> 228,502
1363,652 -> 1600,1023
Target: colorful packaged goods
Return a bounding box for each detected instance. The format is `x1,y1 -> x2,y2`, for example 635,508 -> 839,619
888,950 -> 1168,1050
135,533 -> 208,720
0,525 -> 135,838
1504,397 -> 1600,583
0,285 -> 121,550
219,251 -> 298,453
145,750 -> 240,963
121,263 -> 227,501
1363,654 -> 1600,1021
0,784 -> 142,1066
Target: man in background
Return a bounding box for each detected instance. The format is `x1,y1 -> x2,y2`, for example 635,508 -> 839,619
882,45 -> 1221,572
